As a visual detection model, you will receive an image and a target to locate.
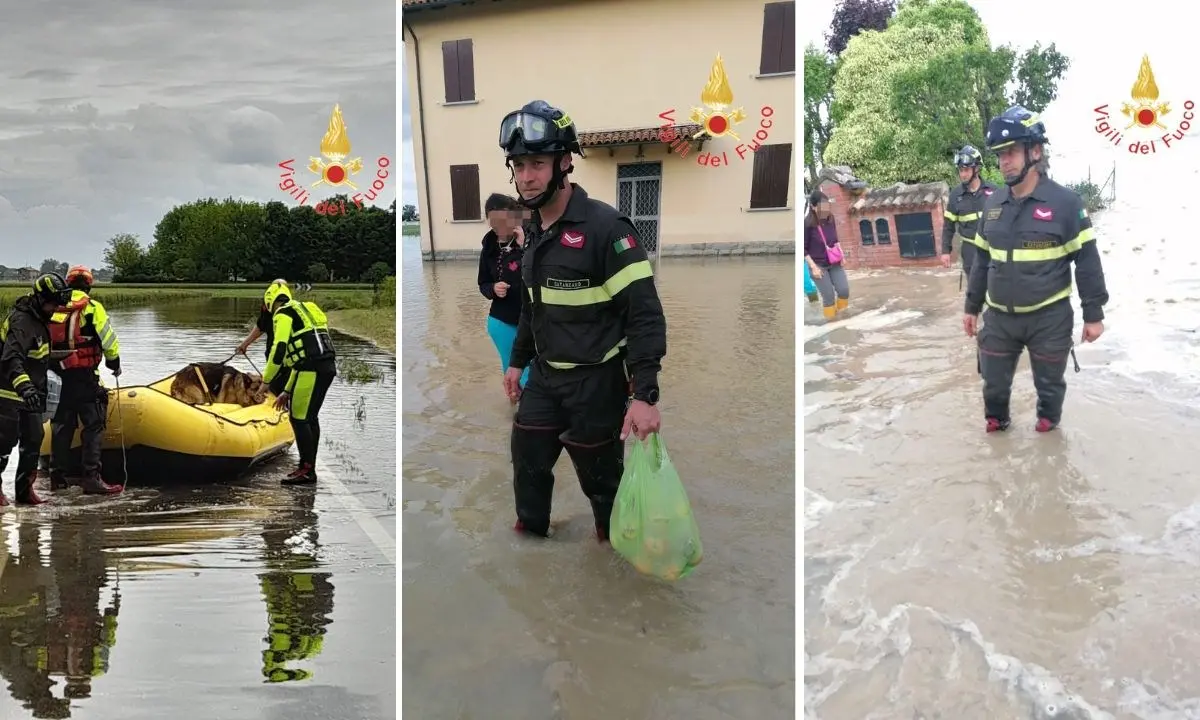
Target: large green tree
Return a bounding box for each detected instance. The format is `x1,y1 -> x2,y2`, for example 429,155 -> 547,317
803,44 -> 838,191
822,20 -> 962,184
104,197 -> 395,283
823,0 -> 1069,185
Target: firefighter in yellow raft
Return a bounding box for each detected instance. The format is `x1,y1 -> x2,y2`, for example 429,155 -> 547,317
46,266 -> 124,496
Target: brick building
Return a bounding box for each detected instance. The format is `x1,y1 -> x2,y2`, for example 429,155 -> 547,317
814,166 -> 949,270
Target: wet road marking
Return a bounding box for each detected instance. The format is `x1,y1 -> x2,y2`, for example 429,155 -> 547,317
318,461 -> 396,565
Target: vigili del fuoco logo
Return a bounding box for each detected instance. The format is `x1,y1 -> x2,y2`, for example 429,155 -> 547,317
1093,54 -> 1194,155
656,54 -> 776,167
277,104 -> 392,214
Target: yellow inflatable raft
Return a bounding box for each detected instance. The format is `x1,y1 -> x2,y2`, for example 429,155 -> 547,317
39,373 -> 295,485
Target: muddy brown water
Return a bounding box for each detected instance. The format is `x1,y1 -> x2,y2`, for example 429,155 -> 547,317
401,238 -> 796,719
0,297 -> 396,720
804,208 -> 1200,719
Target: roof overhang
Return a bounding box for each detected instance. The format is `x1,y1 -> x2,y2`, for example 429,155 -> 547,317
578,124 -> 708,158
402,0 -> 511,16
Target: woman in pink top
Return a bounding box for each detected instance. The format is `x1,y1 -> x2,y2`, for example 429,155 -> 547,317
803,189 -> 850,320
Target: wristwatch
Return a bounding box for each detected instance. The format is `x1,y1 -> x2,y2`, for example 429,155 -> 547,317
633,387 -> 659,406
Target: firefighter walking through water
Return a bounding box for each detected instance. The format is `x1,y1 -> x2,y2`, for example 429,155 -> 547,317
47,265 -> 124,495
499,100 -> 668,541
259,281 -> 338,485
940,145 -> 997,280
0,273 -> 73,506
963,105 -> 1110,433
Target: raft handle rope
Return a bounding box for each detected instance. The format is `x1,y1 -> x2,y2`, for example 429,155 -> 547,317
115,375 -> 129,490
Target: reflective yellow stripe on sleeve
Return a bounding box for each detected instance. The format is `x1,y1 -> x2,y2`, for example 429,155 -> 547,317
12,374 -> 30,388
0,389 -> 18,401
957,212 -> 980,222
539,260 -> 654,307
944,211 -> 959,221
27,344 -> 48,360
987,227 -> 1096,263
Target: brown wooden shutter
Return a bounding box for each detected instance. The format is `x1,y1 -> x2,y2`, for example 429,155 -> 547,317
750,147 -> 773,209
449,164 -> 482,221
758,2 -> 788,74
456,39 -> 475,102
442,40 -> 461,103
767,143 -> 792,208
779,2 -> 795,73
749,144 -> 793,209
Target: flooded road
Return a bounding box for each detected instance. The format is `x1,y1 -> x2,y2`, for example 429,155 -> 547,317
401,238 -> 796,719
804,186 -> 1200,718
1,297 -> 396,720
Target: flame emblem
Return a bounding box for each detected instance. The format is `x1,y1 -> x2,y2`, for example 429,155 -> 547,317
689,54 -> 747,140
1121,55 -> 1171,130
308,104 -> 364,189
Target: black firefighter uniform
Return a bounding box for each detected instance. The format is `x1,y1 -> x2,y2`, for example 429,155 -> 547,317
965,177 -> 1110,427
942,180 -> 998,278
508,183 -> 667,540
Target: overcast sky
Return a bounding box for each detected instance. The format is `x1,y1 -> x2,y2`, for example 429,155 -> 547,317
0,0 -> 396,270
806,0 -> 1200,191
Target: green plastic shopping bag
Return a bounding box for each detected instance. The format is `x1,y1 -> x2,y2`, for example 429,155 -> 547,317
609,433 -> 703,581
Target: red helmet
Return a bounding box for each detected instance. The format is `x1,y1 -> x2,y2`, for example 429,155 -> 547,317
66,265 -> 93,288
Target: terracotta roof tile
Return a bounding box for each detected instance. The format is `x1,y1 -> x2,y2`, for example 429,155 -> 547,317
578,124 -> 704,148
818,165 -> 948,213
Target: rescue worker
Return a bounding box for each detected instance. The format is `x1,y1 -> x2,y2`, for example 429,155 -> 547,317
236,278 -> 289,362
940,145 -> 997,280
261,282 -> 337,485
963,105 -> 1110,433
499,100 -> 668,541
47,265 -> 124,495
0,273 -> 72,506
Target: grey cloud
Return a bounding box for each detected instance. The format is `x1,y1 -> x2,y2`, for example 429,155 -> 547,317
0,0 -> 395,267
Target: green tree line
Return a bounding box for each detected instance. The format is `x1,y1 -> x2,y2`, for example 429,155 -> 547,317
103,195 -> 396,283
805,0 -> 1070,189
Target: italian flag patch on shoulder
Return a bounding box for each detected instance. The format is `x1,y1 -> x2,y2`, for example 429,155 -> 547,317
614,235 -> 637,253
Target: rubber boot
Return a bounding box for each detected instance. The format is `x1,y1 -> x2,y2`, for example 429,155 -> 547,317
564,440 -> 624,543
281,462 -> 317,485
0,456 -> 8,506
986,417 -> 1010,433
1035,418 -> 1058,433
836,297 -> 849,313
80,471 -> 122,495
822,306 -> 836,320
14,454 -> 46,505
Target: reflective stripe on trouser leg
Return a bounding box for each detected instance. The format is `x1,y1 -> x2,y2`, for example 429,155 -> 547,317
510,424 -> 565,537
290,371 -> 318,421
978,309 -> 1023,423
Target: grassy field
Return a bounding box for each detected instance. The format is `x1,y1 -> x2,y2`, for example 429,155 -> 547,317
402,222 -> 420,236
327,308 -> 396,352
0,282 -> 397,353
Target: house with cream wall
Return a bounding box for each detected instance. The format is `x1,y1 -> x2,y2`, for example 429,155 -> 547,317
402,0 -> 796,260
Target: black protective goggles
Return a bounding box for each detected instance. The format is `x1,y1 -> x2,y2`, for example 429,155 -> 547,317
499,111 -> 569,151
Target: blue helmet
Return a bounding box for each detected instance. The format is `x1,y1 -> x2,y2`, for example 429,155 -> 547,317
954,145 -> 983,168
985,105 -> 1048,151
